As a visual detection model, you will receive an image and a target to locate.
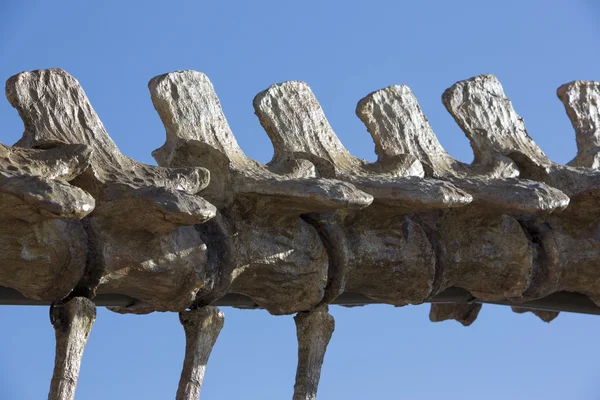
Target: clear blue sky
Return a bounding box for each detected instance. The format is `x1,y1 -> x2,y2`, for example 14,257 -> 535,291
1,1 -> 600,399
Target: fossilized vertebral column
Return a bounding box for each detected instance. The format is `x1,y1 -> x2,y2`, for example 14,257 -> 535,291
293,306 -> 334,400
150,71 -> 371,314
254,81 -> 471,308
48,297 -> 96,400
177,306 -> 224,400
7,69 -> 216,312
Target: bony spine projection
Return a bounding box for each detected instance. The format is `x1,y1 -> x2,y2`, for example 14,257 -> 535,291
2,69 -> 599,399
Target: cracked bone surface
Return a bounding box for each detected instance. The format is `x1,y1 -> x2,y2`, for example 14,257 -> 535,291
254,81 -> 471,308
150,70 -> 372,314
441,75 -> 600,308
253,76 -> 566,320
3,67 -> 600,398
0,142 -> 94,301
176,306 -> 224,400
7,69 -> 217,312
293,306 -> 334,400
511,306 -> 560,323
48,297 -> 96,400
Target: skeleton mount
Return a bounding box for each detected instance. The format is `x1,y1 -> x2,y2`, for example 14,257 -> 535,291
2,69 -> 599,399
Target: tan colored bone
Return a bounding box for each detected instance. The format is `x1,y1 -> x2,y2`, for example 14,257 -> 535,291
150,71 -> 372,314
176,306 -> 224,400
7,69 -> 216,312
293,306 -> 335,400
48,297 -> 96,400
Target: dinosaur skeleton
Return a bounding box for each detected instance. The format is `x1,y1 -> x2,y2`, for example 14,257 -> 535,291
1,68 -> 599,398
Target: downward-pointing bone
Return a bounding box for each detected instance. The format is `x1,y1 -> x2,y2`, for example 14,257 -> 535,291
511,306 -> 559,323
429,303 -> 482,327
48,297 -> 96,400
176,306 -> 224,400
293,306 -> 334,400
557,81 -> 600,169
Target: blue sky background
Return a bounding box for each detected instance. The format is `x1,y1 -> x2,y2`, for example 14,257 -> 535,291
1,1 -> 600,399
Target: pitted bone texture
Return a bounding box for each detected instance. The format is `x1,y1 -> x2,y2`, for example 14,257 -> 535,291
7,69 -> 217,312
150,70 -> 372,315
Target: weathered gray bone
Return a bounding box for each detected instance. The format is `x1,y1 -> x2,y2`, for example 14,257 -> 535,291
150,70 -> 372,315
177,306 -> 224,400
7,69 -> 217,312
48,297 -> 96,400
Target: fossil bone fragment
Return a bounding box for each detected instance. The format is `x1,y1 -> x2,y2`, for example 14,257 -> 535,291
176,306 -> 224,400
48,297 -> 96,400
